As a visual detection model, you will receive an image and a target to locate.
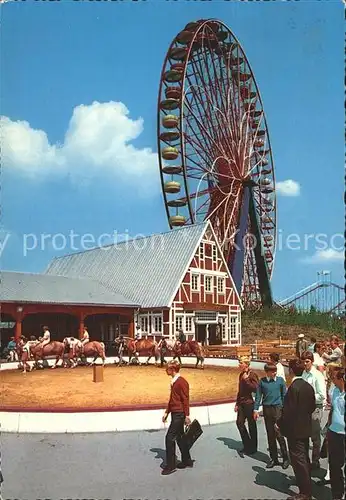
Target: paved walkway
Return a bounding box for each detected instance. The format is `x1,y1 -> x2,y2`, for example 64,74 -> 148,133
1,421 -> 331,500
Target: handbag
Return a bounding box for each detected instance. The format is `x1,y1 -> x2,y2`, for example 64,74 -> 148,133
184,419 -> 203,450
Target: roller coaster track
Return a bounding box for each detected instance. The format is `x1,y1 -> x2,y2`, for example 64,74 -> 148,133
278,280 -> 345,315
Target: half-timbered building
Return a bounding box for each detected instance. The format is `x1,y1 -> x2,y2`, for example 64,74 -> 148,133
45,221 -> 242,345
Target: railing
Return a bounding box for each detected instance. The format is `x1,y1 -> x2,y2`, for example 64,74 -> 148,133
204,345 -> 251,359
249,338 -> 296,362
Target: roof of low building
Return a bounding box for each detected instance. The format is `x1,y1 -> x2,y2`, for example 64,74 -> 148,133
45,222 -> 209,308
0,271 -> 138,307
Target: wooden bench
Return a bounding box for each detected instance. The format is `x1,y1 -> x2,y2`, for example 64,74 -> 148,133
256,346 -> 280,355
236,346 -> 251,357
204,345 -> 238,358
253,344 -> 296,361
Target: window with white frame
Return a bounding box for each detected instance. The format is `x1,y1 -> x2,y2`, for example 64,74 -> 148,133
140,315 -> 149,334
217,276 -> 225,294
205,275 -> 213,293
185,315 -> 193,332
199,242 -> 204,260
175,315 -> 183,332
152,315 -> 162,333
191,273 -> 200,291
229,316 -> 238,339
212,244 -> 217,263
218,315 -> 227,341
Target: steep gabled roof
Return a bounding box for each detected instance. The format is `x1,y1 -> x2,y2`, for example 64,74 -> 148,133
0,271 -> 137,307
45,223 -> 208,308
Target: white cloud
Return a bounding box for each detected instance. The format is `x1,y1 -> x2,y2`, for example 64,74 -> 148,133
303,248 -> 344,263
1,101 -> 158,192
276,179 -> 301,197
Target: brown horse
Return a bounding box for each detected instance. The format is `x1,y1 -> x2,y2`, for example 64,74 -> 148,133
73,341 -> 106,366
175,340 -> 205,368
125,338 -> 159,365
30,341 -> 65,369
159,339 -> 205,368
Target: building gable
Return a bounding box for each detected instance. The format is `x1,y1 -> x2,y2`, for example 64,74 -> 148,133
170,221 -> 242,309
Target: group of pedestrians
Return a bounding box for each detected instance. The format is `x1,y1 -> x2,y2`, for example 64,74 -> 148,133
235,342 -> 345,500
235,355 -> 290,466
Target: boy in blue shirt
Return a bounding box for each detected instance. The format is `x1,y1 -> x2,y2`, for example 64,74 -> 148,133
254,362 -> 289,469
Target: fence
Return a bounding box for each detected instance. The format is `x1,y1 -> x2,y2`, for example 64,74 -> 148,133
204,338 -> 296,361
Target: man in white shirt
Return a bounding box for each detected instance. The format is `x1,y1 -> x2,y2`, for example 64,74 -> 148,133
313,342 -> 326,376
323,338 -> 343,366
301,350 -> 327,469
269,352 -> 286,381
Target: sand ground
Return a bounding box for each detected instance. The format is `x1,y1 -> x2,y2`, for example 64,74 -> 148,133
0,364 -> 258,409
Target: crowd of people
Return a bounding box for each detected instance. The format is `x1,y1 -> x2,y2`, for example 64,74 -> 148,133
235,334 -> 345,500
160,334 -> 344,500
295,333 -> 344,367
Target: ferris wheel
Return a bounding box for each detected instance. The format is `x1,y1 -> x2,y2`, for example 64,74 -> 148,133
157,19 -> 276,308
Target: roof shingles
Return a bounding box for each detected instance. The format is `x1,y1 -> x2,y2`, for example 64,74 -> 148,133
0,271 -> 137,307
45,223 -> 208,308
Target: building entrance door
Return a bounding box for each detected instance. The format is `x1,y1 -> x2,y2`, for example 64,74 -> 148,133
208,323 -> 222,345
208,324 -> 217,345
196,324 -> 207,345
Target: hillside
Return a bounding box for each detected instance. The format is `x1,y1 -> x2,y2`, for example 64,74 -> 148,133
241,309 -> 344,344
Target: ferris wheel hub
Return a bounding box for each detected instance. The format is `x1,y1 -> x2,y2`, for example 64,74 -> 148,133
243,178 -> 256,188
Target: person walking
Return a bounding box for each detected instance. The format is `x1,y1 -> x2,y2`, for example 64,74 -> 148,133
159,336 -> 168,367
235,356 -> 259,455
301,350 -> 327,469
161,360 -> 192,475
327,367 -> 345,500
278,358 -> 316,500
317,364 -> 340,486
115,335 -> 125,365
254,362 -> 289,469
20,336 -> 34,373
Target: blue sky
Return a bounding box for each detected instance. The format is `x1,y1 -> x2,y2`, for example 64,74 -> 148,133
1,0 -> 344,301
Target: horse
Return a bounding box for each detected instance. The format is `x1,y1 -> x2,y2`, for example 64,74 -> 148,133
30,341 -> 66,369
122,337 -> 159,365
68,340 -> 106,366
157,339 -> 205,368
